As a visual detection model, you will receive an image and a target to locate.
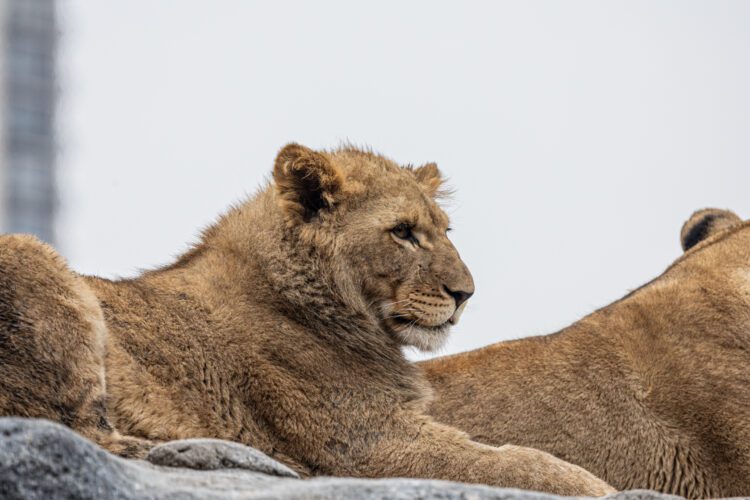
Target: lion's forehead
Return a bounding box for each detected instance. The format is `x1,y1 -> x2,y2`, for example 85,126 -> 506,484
428,205 -> 450,229
382,194 -> 450,231
329,148 -> 451,231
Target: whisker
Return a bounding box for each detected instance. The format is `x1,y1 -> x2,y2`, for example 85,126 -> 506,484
385,313 -> 414,319
382,299 -> 413,308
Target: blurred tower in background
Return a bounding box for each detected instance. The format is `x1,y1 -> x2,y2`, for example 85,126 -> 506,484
0,0 -> 57,243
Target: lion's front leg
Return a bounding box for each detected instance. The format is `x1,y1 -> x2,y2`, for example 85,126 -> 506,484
358,413 -> 615,496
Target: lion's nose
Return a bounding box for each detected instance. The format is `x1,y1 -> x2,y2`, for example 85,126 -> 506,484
444,285 -> 474,308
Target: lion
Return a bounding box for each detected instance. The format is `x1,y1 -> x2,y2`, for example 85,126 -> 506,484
0,144 -> 613,496
422,208 -> 750,498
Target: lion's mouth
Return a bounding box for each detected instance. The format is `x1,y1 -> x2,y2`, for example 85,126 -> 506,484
381,299 -> 469,335
447,301 -> 467,325
389,315 -> 451,333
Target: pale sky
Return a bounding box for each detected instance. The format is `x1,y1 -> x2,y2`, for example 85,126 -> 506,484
59,1 -> 750,360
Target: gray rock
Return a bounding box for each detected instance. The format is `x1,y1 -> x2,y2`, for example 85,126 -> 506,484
0,418 -> 685,500
147,439 -> 298,478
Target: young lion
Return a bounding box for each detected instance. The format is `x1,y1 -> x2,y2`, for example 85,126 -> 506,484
423,209 -> 750,498
0,144 -> 613,496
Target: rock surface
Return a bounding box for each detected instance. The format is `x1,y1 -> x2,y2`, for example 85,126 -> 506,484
0,418 -> 684,500
147,438 -> 298,478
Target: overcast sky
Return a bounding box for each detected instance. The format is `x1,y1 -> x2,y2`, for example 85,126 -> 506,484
59,1 -> 750,360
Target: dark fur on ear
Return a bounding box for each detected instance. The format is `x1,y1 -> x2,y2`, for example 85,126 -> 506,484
412,162 -> 444,197
273,143 -> 344,223
680,208 -> 742,251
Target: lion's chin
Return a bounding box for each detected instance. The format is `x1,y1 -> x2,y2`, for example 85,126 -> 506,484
392,321 -> 452,352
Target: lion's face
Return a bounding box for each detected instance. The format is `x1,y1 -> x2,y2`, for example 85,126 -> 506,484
273,144 -> 474,352
335,170 -> 474,352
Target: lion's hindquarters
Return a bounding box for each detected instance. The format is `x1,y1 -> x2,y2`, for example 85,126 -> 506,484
0,235 -> 116,444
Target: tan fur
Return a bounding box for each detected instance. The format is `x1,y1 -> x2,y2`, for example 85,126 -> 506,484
0,144 -> 613,495
423,209 -> 750,498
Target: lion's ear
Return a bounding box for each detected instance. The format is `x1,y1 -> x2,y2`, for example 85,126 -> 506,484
680,208 -> 742,251
413,162 -> 444,197
273,143 -> 344,223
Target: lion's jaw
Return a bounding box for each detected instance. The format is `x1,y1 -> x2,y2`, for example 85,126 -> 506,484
379,286 -> 469,352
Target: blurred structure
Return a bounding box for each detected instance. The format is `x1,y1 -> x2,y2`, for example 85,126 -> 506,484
0,0 -> 57,243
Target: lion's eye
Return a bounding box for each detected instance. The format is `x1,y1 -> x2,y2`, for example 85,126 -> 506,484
392,223 -> 419,245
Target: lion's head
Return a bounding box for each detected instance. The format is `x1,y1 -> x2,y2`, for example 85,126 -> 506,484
271,143 -> 474,352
